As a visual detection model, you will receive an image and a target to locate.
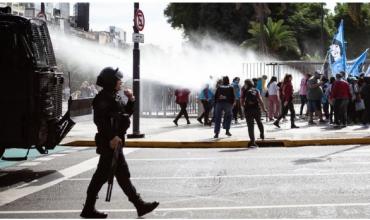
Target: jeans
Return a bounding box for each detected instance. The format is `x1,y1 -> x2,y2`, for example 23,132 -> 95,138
214,102 -> 233,134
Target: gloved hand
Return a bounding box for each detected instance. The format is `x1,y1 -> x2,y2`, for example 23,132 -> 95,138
110,136 -> 122,150
124,89 -> 135,101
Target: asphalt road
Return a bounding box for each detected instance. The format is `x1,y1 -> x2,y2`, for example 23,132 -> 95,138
1,145 -> 370,218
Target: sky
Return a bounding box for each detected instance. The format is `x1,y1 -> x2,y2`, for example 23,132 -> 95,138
89,1 -> 184,51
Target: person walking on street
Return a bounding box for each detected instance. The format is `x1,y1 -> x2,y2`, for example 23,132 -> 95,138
307,71 -> 325,125
267,76 -> 280,121
197,84 -> 214,126
299,73 -> 311,118
213,76 -> 235,138
80,67 -> 159,219
330,72 -> 351,128
231,77 -> 243,123
241,79 -> 267,148
273,74 -> 299,129
173,88 -> 191,126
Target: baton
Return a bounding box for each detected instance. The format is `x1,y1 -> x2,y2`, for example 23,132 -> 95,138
105,142 -> 121,202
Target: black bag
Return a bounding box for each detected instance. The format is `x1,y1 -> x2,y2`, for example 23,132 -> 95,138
265,91 -> 269,98
244,88 -> 259,107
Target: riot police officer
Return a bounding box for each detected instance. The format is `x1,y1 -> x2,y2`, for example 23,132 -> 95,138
80,67 -> 159,218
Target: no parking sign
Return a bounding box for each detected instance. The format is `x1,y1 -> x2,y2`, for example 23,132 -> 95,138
134,9 -> 145,31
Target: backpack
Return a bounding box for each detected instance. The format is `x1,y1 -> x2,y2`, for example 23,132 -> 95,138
243,88 -> 259,107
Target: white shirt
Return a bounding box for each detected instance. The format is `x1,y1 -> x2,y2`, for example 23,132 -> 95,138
268,81 -> 279,96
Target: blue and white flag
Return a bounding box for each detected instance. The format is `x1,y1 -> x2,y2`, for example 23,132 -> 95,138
346,49 -> 368,76
329,20 -> 347,75
366,65 -> 370,76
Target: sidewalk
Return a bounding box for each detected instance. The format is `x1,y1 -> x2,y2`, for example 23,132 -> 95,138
61,114 -> 370,148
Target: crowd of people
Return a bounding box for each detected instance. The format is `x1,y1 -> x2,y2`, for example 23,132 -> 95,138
64,81 -> 99,100
172,70 -> 370,147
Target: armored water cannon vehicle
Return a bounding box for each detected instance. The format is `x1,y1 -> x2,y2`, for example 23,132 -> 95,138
0,7 -> 75,160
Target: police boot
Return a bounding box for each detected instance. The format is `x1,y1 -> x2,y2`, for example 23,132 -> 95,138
133,198 -> 159,217
80,194 -> 108,219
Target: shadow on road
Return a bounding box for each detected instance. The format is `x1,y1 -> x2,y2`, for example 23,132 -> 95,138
292,145 -> 365,165
0,169 -> 57,187
219,148 -> 250,153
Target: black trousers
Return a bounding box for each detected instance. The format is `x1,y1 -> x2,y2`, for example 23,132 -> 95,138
175,103 -> 189,121
300,95 -> 307,115
276,100 -> 295,126
245,109 -> 264,143
87,143 -> 139,203
232,100 -> 243,121
333,99 -> 348,125
199,100 -> 212,124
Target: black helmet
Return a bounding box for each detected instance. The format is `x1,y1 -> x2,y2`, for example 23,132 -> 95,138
96,67 -> 123,90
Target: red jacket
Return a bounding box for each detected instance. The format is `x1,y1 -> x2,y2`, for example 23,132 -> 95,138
282,81 -> 293,102
330,80 -> 350,100
175,89 -> 190,104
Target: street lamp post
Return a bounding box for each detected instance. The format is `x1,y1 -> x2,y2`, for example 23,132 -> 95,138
127,2 -> 145,139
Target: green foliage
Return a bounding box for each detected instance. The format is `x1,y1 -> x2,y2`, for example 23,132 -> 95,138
164,3 -> 370,60
241,17 -> 300,59
164,3 -> 252,43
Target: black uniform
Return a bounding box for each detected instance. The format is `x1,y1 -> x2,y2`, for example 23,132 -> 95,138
81,88 -> 159,218
242,87 -> 264,146
86,89 -> 139,203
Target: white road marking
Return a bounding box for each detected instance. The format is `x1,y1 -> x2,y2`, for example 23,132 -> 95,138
34,157 -> 55,161
67,171 -> 370,181
2,202 -> 370,214
70,147 -> 90,150
48,154 -> 67,157
0,148 -> 138,207
61,149 -> 78,153
124,154 -> 370,161
17,162 -> 41,167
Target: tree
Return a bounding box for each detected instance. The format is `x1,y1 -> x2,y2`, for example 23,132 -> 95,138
164,3 -> 252,44
164,3 -> 332,58
241,17 -> 300,59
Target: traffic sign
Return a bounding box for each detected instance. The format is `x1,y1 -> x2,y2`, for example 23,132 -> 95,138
132,33 -> 144,43
134,9 -> 145,31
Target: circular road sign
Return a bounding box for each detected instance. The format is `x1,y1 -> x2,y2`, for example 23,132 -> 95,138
134,9 -> 145,31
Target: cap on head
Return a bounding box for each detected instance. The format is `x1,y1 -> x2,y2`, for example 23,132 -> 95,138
96,67 -> 123,90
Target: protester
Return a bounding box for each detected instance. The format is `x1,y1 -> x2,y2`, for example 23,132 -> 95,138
321,76 -> 330,121
213,76 -> 235,138
360,76 -> 370,126
267,76 -> 280,121
326,76 -> 336,124
299,73 -> 311,118
347,77 -> 358,124
231,77 -> 243,123
197,84 -> 214,126
307,71 -> 324,125
241,79 -> 267,148
330,72 -> 351,128
273,74 -> 299,129
173,87 -> 191,126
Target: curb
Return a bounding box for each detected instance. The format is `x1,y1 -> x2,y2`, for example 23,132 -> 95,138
62,138 -> 370,148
